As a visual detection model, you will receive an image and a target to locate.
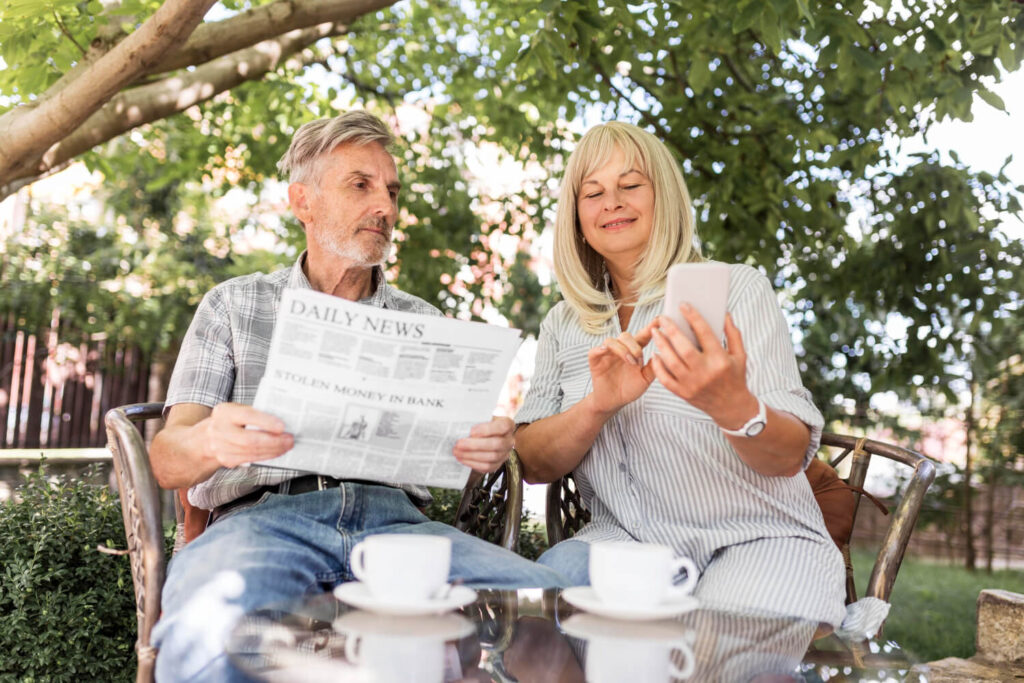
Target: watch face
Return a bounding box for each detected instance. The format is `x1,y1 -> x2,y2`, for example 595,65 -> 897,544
746,421 -> 766,437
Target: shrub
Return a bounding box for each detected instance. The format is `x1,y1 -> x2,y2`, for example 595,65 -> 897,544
425,486 -> 550,560
0,466 -> 136,682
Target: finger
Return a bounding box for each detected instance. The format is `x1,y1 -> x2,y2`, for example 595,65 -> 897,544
655,315 -> 698,357
603,338 -> 641,366
214,403 -> 287,433
617,332 -> 645,362
454,435 -> 513,454
218,433 -> 294,466
224,429 -> 294,455
655,356 -> 679,393
651,326 -> 685,369
723,312 -> 745,358
679,303 -> 723,351
640,358 -> 657,383
469,416 -> 514,438
456,455 -> 505,474
634,321 -> 657,347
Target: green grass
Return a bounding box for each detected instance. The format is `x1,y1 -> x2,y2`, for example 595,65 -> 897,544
852,547 -> 1024,662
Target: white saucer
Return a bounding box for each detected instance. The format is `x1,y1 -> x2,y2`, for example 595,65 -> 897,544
333,582 -> 477,616
333,609 -> 475,640
562,613 -> 692,642
561,586 -> 699,621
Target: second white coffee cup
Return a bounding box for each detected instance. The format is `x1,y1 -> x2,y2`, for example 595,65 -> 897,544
350,534 -> 451,603
589,541 -> 698,609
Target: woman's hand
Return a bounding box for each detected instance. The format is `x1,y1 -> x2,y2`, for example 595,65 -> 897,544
587,324 -> 657,415
650,304 -> 758,427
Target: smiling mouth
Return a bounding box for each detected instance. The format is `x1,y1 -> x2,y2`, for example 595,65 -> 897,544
601,218 -> 635,229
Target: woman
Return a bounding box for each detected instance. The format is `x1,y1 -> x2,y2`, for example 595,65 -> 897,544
514,122 -> 846,628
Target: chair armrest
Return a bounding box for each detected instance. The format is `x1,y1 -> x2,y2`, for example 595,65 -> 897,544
454,449 -> 523,552
865,448 -> 935,602
104,402 -> 167,676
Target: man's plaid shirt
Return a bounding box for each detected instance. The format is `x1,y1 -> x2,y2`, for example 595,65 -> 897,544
165,251 -> 441,509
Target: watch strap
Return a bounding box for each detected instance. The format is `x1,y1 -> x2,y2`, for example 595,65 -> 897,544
719,397 -> 767,437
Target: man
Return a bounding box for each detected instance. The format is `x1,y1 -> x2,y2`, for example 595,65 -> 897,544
149,111 -> 565,682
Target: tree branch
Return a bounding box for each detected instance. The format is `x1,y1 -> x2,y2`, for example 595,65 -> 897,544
0,0 -> 217,190
0,25 -> 338,202
53,11 -> 88,57
148,0 -> 396,77
0,0 -> 400,200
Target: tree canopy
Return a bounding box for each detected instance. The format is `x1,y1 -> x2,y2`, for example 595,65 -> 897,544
2,0 -> 1023,435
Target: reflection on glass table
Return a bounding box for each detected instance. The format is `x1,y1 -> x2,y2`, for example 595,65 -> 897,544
226,588 -> 927,682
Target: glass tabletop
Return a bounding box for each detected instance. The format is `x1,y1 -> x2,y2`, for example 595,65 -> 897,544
226,588 -> 926,682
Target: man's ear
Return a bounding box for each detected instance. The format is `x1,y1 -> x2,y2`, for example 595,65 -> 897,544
288,183 -> 312,226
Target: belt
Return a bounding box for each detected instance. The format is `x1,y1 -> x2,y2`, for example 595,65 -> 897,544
208,474 -> 363,526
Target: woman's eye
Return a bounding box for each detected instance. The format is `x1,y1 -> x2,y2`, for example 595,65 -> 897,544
623,184 -> 641,190
584,192 -> 602,199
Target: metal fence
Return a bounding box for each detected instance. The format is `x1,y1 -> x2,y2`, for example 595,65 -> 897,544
0,312 -> 151,449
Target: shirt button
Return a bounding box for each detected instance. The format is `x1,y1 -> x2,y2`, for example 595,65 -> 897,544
618,463 -> 627,472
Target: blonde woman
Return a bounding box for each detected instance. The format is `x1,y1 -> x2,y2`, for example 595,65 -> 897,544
514,122 -> 846,628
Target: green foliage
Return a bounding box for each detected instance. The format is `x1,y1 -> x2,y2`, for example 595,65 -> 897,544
423,486 -> 548,560
423,486 -> 463,526
4,0 -> 1024,477
853,548 -> 1024,661
0,466 -> 136,682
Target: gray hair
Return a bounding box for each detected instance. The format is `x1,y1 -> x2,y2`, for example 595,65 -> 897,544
276,111 -> 395,186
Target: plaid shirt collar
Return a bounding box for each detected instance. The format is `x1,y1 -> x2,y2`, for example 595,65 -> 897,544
289,250 -> 390,308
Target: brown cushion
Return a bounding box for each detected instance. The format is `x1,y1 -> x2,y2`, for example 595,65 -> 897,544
805,458 -> 858,549
178,488 -> 210,545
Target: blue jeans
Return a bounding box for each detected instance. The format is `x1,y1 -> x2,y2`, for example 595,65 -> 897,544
152,483 -> 567,682
538,539 -> 591,585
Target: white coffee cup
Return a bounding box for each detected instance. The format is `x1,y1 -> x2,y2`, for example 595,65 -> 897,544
586,635 -> 695,683
589,542 -> 698,609
350,534 -> 451,603
344,631 -> 446,683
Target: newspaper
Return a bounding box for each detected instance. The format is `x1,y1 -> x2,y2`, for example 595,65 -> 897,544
252,288 -> 523,489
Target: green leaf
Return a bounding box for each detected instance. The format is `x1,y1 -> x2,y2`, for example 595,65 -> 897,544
732,0 -> 763,35
689,55 -> 711,94
976,87 -> 1006,112
997,36 -> 1020,71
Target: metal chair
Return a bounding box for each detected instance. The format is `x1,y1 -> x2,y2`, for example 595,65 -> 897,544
544,432 -> 936,607
105,401 -> 523,683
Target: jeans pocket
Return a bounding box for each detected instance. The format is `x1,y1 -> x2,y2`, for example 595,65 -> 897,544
210,490 -> 275,526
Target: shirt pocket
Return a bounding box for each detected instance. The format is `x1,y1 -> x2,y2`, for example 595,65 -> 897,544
556,344 -> 592,411
642,381 -> 715,422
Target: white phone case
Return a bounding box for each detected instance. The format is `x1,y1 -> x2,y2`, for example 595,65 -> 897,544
662,263 -> 730,349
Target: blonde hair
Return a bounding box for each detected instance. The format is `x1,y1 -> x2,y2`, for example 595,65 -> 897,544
553,122 -> 703,334
276,111 -> 394,186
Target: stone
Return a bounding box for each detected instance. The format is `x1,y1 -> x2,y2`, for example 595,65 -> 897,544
915,656 -> 1021,682
976,589 -> 1024,664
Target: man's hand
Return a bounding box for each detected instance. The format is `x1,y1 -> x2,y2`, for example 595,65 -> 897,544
196,403 -> 295,469
453,416 -> 514,473
151,402 -> 295,489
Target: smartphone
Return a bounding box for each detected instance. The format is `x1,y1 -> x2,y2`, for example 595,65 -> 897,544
662,262 -> 730,349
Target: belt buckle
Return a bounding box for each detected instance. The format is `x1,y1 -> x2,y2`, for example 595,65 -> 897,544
316,475 -> 327,491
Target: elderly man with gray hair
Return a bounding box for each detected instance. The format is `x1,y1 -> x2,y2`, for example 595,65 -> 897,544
148,111 -> 565,682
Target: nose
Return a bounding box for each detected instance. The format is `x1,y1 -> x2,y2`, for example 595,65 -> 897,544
602,188 -> 624,211
371,186 -> 397,219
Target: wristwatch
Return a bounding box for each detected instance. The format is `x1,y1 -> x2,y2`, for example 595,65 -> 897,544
719,397 -> 767,437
